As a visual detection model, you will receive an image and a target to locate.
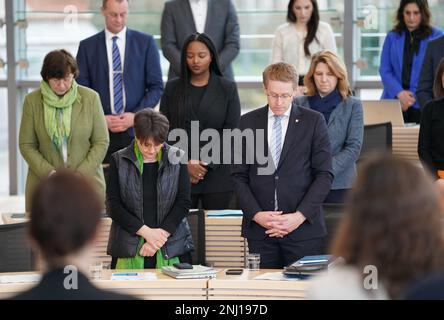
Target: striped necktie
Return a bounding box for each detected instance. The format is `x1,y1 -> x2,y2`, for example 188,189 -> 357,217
272,115 -> 283,167
112,36 -> 124,114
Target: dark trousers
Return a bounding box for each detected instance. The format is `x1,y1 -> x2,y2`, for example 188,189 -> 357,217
324,189 -> 349,204
191,192 -> 233,210
104,131 -> 133,164
403,107 -> 421,124
247,236 -> 325,269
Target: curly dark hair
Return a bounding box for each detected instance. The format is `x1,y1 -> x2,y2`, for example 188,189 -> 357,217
331,154 -> 444,299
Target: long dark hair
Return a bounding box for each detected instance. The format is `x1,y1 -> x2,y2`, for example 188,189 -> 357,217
433,57 -> 444,98
393,0 -> 432,39
331,155 -> 444,299
287,0 -> 320,57
169,33 -> 223,130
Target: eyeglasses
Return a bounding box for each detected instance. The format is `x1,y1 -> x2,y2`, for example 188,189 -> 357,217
266,92 -> 293,101
48,73 -> 74,86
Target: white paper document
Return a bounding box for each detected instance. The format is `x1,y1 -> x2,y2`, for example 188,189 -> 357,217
253,272 -> 300,281
0,274 -> 41,284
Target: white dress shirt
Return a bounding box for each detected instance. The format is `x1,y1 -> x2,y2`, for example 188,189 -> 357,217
267,105 -> 291,159
105,27 -> 127,114
271,21 -> 337,76
189,0 -> 208,33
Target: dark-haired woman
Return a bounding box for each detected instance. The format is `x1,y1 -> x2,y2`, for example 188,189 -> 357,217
160,33 -> 241,210
380,0 -> 443,124
19,49 -> 109,212
271,0 -> 337,87
419,58 -> 444,180
107,109 -> 193,269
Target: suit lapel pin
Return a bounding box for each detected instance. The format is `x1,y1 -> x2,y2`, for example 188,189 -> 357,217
295,119 -> 300,123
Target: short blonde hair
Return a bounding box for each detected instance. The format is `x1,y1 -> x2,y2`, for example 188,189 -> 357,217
304,50 -> 351,99
262,62 -> 299,88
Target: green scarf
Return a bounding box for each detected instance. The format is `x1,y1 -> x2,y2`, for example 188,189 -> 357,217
116,143 -> 179,269
40,79 -> 79,152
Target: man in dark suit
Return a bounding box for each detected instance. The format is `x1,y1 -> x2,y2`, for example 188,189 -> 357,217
76,0 -> 163,164
232,63 -> 333,269
417,35 -> 444,108
161,0 -> 240,81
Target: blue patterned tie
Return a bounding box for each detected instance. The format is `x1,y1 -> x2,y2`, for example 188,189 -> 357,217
112,36 -> 124,114
272,115 -> 283,211
272,115 -> 283,167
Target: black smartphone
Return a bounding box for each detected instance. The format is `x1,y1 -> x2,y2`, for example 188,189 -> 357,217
225,268 -> 243,275
173,263 -> 193,269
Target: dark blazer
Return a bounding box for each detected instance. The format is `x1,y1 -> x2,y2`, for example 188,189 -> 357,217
160,74 -> 241,194
76,28 -> 164,136
417,35 -> 444,108
12,268 -> 136,300
418,98 -> 444,178
161,0 -> 240,80
231,105 -> 333,241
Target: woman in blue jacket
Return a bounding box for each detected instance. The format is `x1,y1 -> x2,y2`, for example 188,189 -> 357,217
380,0 -> 442,123
294,50 -> 363,203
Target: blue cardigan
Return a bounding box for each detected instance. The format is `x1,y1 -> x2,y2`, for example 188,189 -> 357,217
293,96 -> 363,190
379,27 -> 443,109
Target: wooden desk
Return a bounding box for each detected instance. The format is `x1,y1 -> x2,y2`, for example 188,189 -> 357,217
208,270 -> 309,300
0,269 -> 208,300
0,272 -> 38,299
96,269 -> 208,300
1,213 -> 27,225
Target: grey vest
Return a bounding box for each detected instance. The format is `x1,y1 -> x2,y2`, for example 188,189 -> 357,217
107,142 -> 194,259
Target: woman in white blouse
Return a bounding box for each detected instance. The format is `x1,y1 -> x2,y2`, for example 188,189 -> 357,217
271,0 -> 337,87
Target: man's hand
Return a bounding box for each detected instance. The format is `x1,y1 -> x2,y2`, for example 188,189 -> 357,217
265,211 -> 306,238
397,90 -> 416,111
252,211 -> 283,229
187,160 -> 208,184
105,113 -> 135,133
105,115 -> 126,133
119,112 -> 135,130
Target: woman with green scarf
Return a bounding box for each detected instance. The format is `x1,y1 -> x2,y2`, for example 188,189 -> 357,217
106,108 -> 194,269
19,49 -> 109,212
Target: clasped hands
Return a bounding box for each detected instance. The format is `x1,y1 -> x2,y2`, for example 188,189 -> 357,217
137,225 -> 170,257
106,113 -> 134,133
253,211 -> 307,238
187,160 -> 208,184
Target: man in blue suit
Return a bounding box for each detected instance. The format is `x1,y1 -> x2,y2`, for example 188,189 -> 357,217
76,0 -> 163,163
231,63 -> 333,268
